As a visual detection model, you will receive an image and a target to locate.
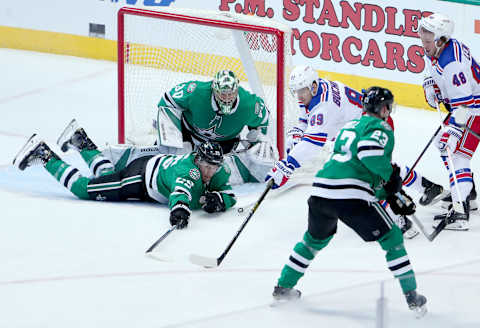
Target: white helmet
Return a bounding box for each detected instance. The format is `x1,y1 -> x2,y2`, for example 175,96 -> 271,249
289,65 -> 318,96
418,13 -> 454,42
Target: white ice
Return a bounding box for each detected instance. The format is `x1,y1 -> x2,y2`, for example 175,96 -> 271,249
1,48 -> 480,328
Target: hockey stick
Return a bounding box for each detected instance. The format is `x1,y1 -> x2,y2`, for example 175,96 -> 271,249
189,179 -> 274,268
434,102 -> 465,214
404,110 -> 451,180
145,224 -> 178,254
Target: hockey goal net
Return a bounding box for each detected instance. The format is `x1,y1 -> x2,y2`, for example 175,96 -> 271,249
117,6 -> 297,157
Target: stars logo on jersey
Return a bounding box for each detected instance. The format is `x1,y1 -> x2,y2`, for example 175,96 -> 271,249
187,82 -> 197,93
196,125 -> 227,140
189,168 -> 201,180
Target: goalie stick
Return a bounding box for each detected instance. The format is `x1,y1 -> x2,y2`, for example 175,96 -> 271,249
189,179 -> 274,268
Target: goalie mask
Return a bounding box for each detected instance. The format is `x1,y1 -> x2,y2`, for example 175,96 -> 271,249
212,70 -> 239,115
362,87 -> 394,115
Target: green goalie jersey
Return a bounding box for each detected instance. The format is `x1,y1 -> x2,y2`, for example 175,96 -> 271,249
158,80 -> 269,142
311,115 -> 394,202
144,152 -> 236,211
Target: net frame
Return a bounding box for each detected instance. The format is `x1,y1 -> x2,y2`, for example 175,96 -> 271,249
117,6 -> 293,156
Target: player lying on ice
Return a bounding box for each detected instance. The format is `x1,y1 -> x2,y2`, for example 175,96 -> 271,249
153,69 -> 278,185
269,87 -> 427,317
13,120 -> 236,229
265,65 -> 443,239
419,13 -> 479,230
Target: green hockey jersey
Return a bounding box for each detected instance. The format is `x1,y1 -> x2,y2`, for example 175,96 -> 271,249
158,80 -> 269,142
311,115 -> 394,202
144,152 -> 236,210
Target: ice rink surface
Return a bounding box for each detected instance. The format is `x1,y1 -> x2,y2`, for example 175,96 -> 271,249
1,49 -> 480,327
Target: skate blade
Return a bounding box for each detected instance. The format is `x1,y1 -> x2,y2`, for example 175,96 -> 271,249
413,304 -> 427,318
404,229 -> 420,239
12,134 -> 39,169
57,118 -> 78,152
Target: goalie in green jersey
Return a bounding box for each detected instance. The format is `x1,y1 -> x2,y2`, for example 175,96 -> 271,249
13,120 -> 236,229
271,87 -> 428,317
154,69 -> 277,185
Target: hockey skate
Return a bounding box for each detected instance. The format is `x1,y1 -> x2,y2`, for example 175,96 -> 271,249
399,216 -> 419,239
434,200 -> 469,231
419,178 -> 445,206
405,290 -> 427,318
57,119 -> 97,152
12,134 -> 59,171
272,285 -> 301,302
440,179 -> 478,211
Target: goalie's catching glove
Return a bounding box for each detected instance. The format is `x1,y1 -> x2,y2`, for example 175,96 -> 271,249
202,191 -> 226,213
387,190 -> 416,216
169,202 -> 191,229
265,159 -> 296,189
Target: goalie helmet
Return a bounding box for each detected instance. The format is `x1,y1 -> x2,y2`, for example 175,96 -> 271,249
362,87 -> 394,114
418,13 -> 454,42
196,141 -> 224,166
289,65 -> 318,96
212,70 -> 239,115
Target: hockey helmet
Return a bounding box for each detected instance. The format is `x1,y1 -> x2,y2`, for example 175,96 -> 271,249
195,141 -> 224,166
418,13 -> 454,42
362,87 -> 394,114
212,70 -> 239,115
289,65 -> 318,96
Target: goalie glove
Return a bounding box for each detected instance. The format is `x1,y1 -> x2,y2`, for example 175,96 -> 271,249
386,190 -> 416,216
201,191 -> 226,213
286,127 -> 304,154
265,158 -> 297,189
169,202 -> 191,229
422,76 -> 443,109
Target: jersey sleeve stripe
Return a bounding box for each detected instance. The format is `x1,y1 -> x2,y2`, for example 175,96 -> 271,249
357,149 -> 385,160
164,91 -> 183,111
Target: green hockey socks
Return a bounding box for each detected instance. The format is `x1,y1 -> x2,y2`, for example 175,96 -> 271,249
378,226 -> 417,293
277,231 -> 333,288
45,158 -> 90,200
79,149 -> 114,177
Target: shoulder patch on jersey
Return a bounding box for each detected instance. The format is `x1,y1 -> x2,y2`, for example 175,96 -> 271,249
187,82 -> 197,93
255,102 -> 263,116
189,168 -> 201,180
380,120 -> 392,131
222,164 -> 231,175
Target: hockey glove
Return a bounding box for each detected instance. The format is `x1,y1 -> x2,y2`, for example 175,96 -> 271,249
422,76 -> 443,109
387,190 -> 416,216
286,127 -> 304,154
169,202 -> 191,229
383,164 -> 402,197
436,125 -> 463,154
265,159 -> 295,189
202,191 -> 226,213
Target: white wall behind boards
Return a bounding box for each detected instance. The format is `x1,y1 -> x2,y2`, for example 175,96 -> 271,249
1,0 -> 480,85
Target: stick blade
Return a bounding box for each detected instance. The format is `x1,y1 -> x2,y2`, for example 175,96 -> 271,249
189,254 -> 219,268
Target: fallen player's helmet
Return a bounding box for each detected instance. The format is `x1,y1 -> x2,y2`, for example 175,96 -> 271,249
196,141 -> 224,166
362,87 -> 394,114
418,13 -> 454,42
289,65 -> 318,96
212,70 -> 239,115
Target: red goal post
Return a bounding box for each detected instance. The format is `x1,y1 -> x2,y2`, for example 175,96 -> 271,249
117,6 -> 297,157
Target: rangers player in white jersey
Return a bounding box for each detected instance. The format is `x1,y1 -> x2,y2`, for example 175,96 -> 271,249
265,65 -> 363,188
419,13 -> 480,230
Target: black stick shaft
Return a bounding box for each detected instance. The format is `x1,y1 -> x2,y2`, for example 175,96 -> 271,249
145,225 -> 177,253
216,180 -> 274,266
404,111 -> 451,182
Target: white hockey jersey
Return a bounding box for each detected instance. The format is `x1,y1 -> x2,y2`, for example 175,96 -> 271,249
287,78 -> 363,168
426,39 -> 480,112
